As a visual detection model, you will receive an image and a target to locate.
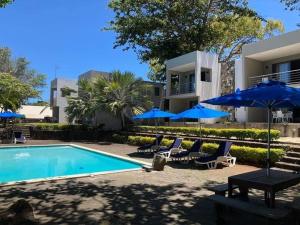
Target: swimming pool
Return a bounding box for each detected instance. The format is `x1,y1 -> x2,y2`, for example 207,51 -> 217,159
0,145 -> 144,184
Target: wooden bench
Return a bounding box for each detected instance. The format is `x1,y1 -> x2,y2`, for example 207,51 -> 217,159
208,195 -> 293,225
206,183 -> 238,196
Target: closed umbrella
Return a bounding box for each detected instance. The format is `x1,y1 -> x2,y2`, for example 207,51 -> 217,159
203,80 -> 300,175
171,104 -> 229,138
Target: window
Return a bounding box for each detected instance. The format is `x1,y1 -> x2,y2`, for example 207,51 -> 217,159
154,87 -> 160,96
201,69 -> 211,82
272,62 -> 291,83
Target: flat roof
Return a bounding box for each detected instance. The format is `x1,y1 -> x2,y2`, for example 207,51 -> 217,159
242,29 -> 300,61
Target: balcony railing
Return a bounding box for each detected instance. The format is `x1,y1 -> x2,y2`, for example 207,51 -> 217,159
249,69 -> 300,87
170,82 -> 195,95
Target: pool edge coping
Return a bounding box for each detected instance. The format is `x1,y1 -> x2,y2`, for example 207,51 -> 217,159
0,143 -> 152,187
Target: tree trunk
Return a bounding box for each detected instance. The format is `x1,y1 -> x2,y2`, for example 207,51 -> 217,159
120,113 -> 125,130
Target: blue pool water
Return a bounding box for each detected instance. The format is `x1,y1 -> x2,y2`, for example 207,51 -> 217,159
0,145 -> 142,183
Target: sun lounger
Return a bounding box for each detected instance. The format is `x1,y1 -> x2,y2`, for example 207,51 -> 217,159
13,131 -> 26,144
195,141 -> 235,169
155,137 -> 183,159
170,139 -> 203,162
137,135 -> 163,153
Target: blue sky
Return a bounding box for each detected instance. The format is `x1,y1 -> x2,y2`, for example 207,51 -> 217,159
0,0 -> 299,101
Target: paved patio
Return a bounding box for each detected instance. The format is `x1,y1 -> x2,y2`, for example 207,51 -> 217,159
0,140 -> 298,225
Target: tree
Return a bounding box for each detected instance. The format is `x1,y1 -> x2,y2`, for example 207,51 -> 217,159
281,0 -> 300,10
0,47 -> 46,96
0,0 -> 13,8
107,0 -> 284,84
0,73 -> 39,112
30,101 -> 49,106
65,79 -> 97,124
94,71 -> 152,129
280,0 -> 299,26
60,86 -> 77,97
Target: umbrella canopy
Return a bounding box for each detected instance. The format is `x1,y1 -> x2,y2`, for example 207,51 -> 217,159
203,80 -> 300,108
171,104 -> 229,120
0,112 -> 24,118
202,80 -> 300,176
171,104 -> 229,138
133,108 -> 176,120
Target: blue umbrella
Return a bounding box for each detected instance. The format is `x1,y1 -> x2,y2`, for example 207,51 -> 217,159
0,112 -> 24,118
133,108 -> 176,120
203,80 -> 300,175
171,104 -> 229,138
133,108 -> 176,140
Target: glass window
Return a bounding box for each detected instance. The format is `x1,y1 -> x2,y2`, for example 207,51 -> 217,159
201,69 -> 211,82
154,87 -> 160,96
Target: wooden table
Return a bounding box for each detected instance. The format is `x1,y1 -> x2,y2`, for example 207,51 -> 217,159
228,169 -> 300,208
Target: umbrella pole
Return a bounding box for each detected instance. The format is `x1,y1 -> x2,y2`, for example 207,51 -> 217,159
199,119 -> 202,139
267,107 -> 271,176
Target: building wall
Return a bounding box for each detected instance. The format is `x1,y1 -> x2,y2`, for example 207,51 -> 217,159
17,105 -> 52,120
50,78 -> 78,124
197,51 -> 221,101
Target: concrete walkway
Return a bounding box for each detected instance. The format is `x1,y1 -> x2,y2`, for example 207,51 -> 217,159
0,140 -> 298,225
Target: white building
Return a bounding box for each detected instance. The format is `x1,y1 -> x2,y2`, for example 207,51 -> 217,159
17,105 -> 52,121
235,29 -> 300,123
165,51 -> 222,122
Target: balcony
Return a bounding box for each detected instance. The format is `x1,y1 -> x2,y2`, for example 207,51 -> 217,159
248,69 -> 300,87
170,82 -> 195,95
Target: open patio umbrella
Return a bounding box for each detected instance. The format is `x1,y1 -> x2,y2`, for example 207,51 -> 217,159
171,104 -> 229,138
133,107 -> 176,132
133,108 -> 176,121
0,112 -> 24,118
203,80 -> 300,176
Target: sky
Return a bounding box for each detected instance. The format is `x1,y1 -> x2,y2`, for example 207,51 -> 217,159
0,0 -> 299,102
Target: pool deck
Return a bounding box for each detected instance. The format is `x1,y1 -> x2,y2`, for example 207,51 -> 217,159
0,140 -> 299,225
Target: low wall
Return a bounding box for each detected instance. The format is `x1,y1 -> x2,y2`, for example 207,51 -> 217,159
169,122 -> 300,137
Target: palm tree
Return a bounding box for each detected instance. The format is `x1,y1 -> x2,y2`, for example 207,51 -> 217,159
94,70 -> 152,129
65,79 -> 97,124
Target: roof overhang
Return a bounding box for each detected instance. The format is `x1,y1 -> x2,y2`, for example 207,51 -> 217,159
243,29 -> 300,61
246,43 -> 300,61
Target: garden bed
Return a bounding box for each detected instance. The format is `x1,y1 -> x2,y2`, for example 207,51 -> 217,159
133,126 -> 281,141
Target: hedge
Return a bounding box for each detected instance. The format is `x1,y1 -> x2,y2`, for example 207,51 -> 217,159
17,123 -> 100,131
134,126 -> 281,141
124,135 -> 285,165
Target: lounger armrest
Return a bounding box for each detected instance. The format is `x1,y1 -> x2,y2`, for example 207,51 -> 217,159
162,148 -> 183,158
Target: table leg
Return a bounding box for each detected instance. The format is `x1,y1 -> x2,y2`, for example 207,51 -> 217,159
239,187 -> 249,201
264,191 -> 270,207
269,191 -> 276,208
228,182 -> 233,198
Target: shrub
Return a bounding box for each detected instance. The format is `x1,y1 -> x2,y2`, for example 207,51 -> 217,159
23,123 -> 91,131
127,135 -> 285,165
133,126 -> 281,141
